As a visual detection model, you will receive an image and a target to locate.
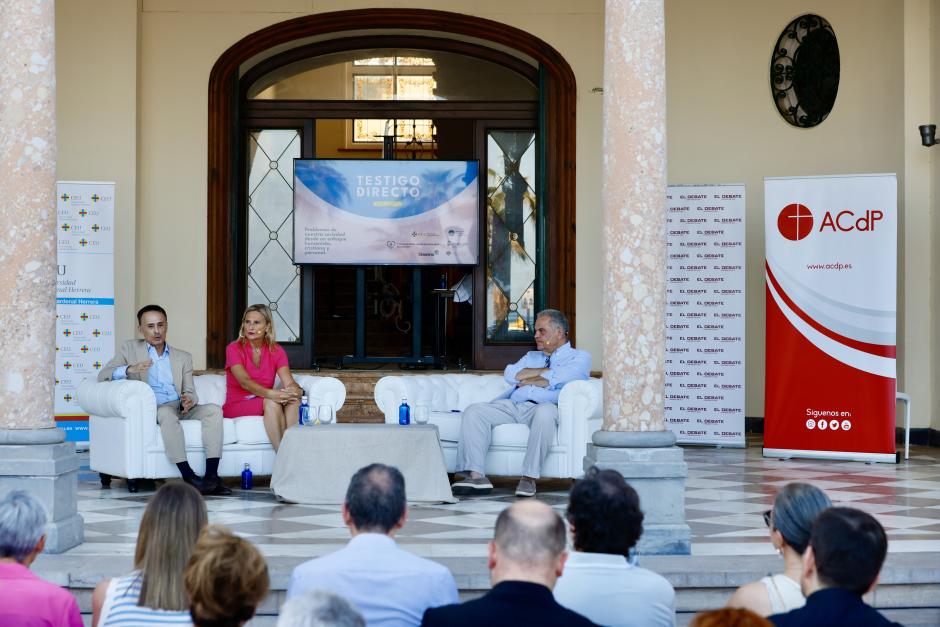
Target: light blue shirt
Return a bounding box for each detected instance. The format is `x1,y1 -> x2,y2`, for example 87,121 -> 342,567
112,344 -> 179,405
500,342 -> 591,404
554,551 -> 676,627
287,533 -> 458,627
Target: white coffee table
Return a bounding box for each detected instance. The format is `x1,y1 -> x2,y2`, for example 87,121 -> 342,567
270,423 -> 456,504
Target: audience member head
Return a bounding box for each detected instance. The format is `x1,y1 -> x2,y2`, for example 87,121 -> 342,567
185,525 -> 269,627
690,608 -> 773,627
277,590 -> 365,627
767,482 -> 831,556
490,501 -> 567,589
567,466 -> 643,557
135,481 -> 208,611
802,507 -> 887,597
0,491 -> 47,565
343,463 -> 407,535
238,303 -> 277,348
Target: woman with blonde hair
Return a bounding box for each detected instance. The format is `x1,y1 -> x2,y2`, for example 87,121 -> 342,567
727,482 -> 832,616
185,525 -> 269,627
223,303 -> 304,450
92,482 -> 207,626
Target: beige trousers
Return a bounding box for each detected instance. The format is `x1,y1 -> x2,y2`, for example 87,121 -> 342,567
156,401 -> 224,464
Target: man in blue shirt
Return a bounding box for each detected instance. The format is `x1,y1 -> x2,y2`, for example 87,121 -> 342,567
99,305 -> 228,495
452,309 -> 591,497
287,464 -> 458,627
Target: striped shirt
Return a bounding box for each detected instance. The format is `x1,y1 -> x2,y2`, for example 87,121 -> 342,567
99,572 -> 192,626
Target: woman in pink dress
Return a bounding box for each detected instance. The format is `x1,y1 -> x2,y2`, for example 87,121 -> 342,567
223,304 -> 302,451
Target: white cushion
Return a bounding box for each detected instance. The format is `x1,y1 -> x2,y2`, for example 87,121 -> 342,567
431,411 -> 462,441
457,377 -> 511,409
233,415 -> 269,445
194,374 -> 226,407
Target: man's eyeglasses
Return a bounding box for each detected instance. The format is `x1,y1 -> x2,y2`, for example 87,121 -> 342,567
763,509 -> 773,528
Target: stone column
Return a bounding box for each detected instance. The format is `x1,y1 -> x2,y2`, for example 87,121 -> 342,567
0,0 -> 83,553
585,0 -> 690,554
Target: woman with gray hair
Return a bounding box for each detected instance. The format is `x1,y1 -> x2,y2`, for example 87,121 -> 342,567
0,490 -> 83,626
726,482 -> 832,616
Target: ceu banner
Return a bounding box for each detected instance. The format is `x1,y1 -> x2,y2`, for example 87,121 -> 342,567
664,184 -> 746,447
56,181 -> 115,445
764,174 -> 897,463
293,159 -> 479,265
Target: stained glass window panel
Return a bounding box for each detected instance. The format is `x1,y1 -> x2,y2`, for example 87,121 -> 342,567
353,119 -> 434,144
486,130 -> 538,342
353,75 -> 394,100
246,129 -> 301,342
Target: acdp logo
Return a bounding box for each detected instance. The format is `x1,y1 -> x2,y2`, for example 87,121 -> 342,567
778,204 -> 814,241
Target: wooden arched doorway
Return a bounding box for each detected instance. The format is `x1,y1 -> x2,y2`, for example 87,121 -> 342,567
206,9 -> 576,369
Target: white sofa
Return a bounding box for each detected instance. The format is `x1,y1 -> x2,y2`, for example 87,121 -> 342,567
78,374 -> 346,486
374,374 -> 602,479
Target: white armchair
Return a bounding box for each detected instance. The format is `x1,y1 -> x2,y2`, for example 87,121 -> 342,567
78,373 -> 346,487
374,373 -> 602,479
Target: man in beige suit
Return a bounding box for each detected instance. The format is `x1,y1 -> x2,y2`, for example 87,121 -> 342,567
99,304 -> 230,495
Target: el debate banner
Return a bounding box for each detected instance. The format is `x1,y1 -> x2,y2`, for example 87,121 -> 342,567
764,174 -> 896,463
56,181 -> 116,445
664,184 -> 746,447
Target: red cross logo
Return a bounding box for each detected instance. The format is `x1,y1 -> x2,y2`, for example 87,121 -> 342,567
777,204 -> 814,241
63,361 -> 72,369
60,223 -> 71,232
80,345 -> 89,354
62,329 -> 71,337
80,313 -> 88,321
78,209 -> 88,217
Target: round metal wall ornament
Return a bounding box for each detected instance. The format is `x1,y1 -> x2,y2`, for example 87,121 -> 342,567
770,14 -> 840,127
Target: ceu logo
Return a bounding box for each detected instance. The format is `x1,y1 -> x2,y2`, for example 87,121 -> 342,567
777,204 -> 814,241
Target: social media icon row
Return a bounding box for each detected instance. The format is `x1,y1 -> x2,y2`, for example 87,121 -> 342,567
805,418 -> 852,432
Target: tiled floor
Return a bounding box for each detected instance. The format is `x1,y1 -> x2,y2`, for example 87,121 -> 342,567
70,436 -> 940,559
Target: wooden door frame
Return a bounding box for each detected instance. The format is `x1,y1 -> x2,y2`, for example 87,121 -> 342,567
207,9 -> 577,368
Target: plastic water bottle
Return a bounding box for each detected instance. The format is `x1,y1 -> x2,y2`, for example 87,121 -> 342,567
299,395 -> 310,426
241,463 -> 253,490
399,399 -> 411,426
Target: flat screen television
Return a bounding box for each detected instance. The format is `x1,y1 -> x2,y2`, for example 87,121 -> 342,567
292,159 -> 480,265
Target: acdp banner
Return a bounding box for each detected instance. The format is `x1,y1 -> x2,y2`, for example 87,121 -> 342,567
764,174 -> 896,463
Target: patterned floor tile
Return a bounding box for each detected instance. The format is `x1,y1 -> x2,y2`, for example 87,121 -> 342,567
66,439 -> 940,557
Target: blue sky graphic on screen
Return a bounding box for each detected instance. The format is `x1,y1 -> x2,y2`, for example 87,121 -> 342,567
293,160 -> 480,265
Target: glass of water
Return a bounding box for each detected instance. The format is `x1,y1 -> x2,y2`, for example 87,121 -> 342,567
414,405 -> 430,424
317,405 -> 335,424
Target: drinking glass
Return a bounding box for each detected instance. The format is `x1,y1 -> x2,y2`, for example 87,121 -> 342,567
317,405 -> 335,424
414,405 -> 430,425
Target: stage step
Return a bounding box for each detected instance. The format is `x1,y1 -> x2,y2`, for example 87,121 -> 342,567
41,552 -> 940,626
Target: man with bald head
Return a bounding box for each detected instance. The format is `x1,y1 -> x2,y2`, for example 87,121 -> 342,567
420,501 -> 597,627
